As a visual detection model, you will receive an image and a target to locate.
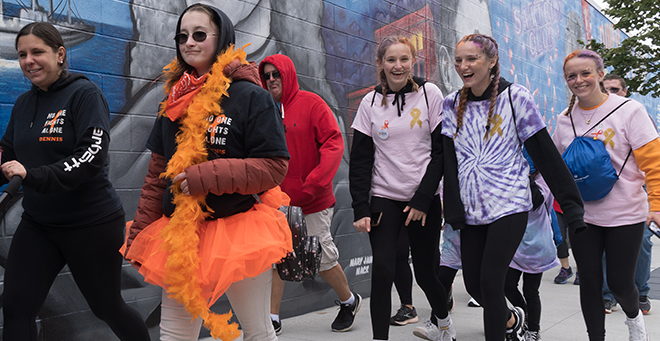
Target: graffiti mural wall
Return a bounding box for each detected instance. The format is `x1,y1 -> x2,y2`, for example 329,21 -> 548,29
0,0 -> 658,339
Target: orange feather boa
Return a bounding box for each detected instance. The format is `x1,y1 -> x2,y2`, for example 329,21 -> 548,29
158,45 -> 248,340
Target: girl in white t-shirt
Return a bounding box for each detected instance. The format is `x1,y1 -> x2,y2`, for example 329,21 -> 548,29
349,35 -> 451,341
442,34 -> 585,341
552,49 -> 660,341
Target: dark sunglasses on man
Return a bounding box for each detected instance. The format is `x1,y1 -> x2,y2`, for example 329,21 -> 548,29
263,71 -> 281,80
174,31 -> 217,45
606,87 -> 621,94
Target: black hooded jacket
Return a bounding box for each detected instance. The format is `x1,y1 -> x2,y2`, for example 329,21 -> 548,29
0,73 -> 122,227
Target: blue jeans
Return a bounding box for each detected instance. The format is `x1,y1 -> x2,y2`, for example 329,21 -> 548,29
603,226 -> 653,301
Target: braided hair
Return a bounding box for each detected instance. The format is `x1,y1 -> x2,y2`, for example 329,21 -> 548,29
562,49 -> 608,116
376,35 -> 419,106
453,34 -> 500,140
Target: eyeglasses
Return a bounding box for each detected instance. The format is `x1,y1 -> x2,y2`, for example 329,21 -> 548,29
262,71 -> 281,80
606,87 -> 621,94
174,31 -> 217,45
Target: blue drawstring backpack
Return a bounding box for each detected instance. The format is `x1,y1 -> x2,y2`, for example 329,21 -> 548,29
561,100 -> 631,202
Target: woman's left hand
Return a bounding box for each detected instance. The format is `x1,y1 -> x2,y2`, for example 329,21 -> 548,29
172,171 -> 189,195
646,211 -> 660,226
1,161 -> 27,180
403,206 -> 426,226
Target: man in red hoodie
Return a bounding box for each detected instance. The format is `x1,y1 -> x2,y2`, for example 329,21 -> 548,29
259,54 -> 361,334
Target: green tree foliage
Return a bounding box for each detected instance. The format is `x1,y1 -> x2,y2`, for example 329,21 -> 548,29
582,0 -> 660,97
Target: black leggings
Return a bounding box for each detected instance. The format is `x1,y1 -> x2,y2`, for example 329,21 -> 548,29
555,211 -> 571,259
460,212 -> 528,341
394,225 -> 413,306
2,216 -> 150,341
569,222 -> 644,341
438,265 -> 458,299
504,269 -> 543,332
369,196 -> 445,340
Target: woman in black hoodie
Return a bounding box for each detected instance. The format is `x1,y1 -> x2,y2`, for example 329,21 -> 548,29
0,22 -> 149,341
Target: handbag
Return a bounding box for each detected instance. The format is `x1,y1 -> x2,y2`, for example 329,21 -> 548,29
275,205 -> 322,282
252,194 -> 322,281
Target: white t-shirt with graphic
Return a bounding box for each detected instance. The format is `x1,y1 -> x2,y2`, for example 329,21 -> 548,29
552,94 -> 658,227
352,83 -> 444,202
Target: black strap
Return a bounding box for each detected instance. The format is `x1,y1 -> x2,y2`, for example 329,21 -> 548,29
618,148 -> 633,177
422,84 -> 429,109
569,99 -> 631,138
371,91 -> 377,107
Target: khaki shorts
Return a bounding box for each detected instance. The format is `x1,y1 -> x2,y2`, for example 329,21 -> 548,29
304,207 -> 339,272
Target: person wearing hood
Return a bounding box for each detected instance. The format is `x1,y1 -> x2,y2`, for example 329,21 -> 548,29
0,22 -> 150,340
258,54 -> 362,334
349,35 -> 452,341
120,4 -> 291,341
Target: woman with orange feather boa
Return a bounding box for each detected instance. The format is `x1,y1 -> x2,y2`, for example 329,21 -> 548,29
120,4 -> 292,340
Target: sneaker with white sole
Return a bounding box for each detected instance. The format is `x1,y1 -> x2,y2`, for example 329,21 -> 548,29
331,292 -> 362,332
624,310 -> 649,341
506,307 -> 526,341
438,318 -> 457,341
271,319 -> 282,336
604,299 -> 618,314
467,297 -> 481,307
639,296 -> 652,315
413,319 -> 441,340
390,305 -> 419,326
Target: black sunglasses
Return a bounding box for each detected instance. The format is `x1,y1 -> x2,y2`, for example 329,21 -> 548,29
174,31 -> 217,45
262,71 -> 281,80
606,87 -> 621,94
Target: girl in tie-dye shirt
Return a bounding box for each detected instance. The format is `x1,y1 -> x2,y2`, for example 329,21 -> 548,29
441,34 -> 585,341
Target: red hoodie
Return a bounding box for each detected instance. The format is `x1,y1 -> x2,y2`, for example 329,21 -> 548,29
259,54 -> 344,214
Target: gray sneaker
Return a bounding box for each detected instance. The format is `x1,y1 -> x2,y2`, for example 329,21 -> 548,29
604,299 -> 618,314
639,296 -> 652,315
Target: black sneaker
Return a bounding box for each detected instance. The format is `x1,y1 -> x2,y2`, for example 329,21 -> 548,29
390,305 -> 419,326
604,299 -> 618,314
553,266 -> 573,284
573,272 -> 580,285
271,319 -> 282,335
331,292 -> 362,332
505,307 -> 526,341
639,296 -> 652,315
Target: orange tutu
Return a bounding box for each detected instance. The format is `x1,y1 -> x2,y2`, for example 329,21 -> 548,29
121,187 -> 292,306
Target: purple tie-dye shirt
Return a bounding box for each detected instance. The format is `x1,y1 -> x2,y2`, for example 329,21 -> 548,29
442,84 -> 546,225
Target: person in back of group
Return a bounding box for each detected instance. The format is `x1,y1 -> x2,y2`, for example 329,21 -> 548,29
552,201 -> 580,285
121,4 -> 292,340
258,54 -> 362,334
601,74 -> 653,315
1,22 -> 150,341
552,50 -> 660,341
441,33 -> 585,341
350,35 -> 452,341
505,152 -> 561,341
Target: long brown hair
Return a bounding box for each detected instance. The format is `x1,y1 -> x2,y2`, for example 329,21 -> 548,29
454,34 -> 500,140
376,35 -> 419,106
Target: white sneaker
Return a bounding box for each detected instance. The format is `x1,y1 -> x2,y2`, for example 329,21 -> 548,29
625,310 -> 649,341
413,319 -> 441,340
438,318 -> 457,341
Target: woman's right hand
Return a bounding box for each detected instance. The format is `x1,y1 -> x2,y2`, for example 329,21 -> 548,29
354,216 -> 371,233
1,161 -> 27,180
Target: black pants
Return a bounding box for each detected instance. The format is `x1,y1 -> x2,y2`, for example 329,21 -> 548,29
393,225 -> 413,306
569,222 -> 644,341
2,215 -> 150,341
369,196 -> 445,340
460,212 -> 528,341
555,211 -> 571,259
504,269 -> 543,332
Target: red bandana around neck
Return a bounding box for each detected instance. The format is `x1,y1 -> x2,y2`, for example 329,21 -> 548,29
165,70 -> 209,121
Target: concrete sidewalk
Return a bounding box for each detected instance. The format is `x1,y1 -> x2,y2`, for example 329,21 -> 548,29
203,237 -> 660,340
